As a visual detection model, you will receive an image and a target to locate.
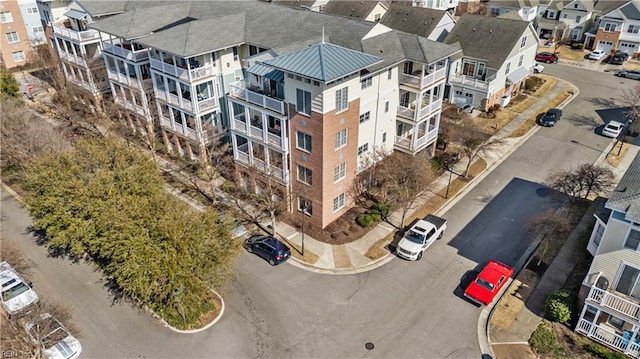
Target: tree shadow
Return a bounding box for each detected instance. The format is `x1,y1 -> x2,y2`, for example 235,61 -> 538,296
564,113 -> 601,130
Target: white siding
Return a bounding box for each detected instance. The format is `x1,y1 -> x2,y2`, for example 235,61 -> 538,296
283,76 -> 323,114
322,76 -> 359,114
590,216 -> 640,287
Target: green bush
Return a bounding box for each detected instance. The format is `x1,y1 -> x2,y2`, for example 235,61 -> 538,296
356,214 -> 374,227
544,290 -> 576,324
584,342 -> 629,359
370,202 -> 389,217
525,76 -> 544,91
529,320 -> 562,355
571,42 -> 584,50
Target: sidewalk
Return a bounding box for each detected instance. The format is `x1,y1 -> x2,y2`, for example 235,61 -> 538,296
280,77 -> 578,274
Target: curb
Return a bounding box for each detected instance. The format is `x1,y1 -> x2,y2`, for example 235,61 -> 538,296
158,290 -> 226,334
1,181 -> 25,205
287,251 -> 394,275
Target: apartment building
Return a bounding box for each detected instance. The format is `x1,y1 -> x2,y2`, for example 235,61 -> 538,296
577,153 -> 640,358
379,3 -> 456,42
1,0 -> 32,69
487,0 -> 550,22
83,1 -> 460,229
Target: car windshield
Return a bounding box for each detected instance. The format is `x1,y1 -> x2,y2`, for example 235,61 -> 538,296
28,317 -> 68,348
405,230 -> 426,244
1,281 -> 29,301
606,124 -> 621,130
475,278 -> 495,291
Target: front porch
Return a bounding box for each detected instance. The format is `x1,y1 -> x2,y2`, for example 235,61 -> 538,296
394,117 -> 438,155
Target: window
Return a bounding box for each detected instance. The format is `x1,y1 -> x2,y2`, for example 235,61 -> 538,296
361,77 -> 372,89
12,51 -> 25,62
358,143 -> 369,156
624,229 -> 640,250
359,111 -> 370,123
232,47 -> 238,61
297,131 -> 312,152
593,223 -> 605,247
374,13 -> 381,22
575,15 -> 581,23
0,11 -> 13,23
387,68 -> 392,80
298,197 -> 312,215
604,23 -> 616,32
335,129 -> 348,149
6,32 -> 19,43
574,3 -> 578,8
296,89 -> 312,115
384,101 -> 389,113
33,26 -> 44,35
382,132 -> 387,143
505,62 -> 511,75
608,316 -> 625,330
333,193 -> 346,211
518,55 -> 524,67
629,25 -> 640,34
547,10 -> 556,19
616,264 -> 640,300
297,165 -> 312,185
336,87 -> 348,112
490,8 -> 500,16
334,162 -> 346,182
520,36 -> 527,48
27,7 -> 38,14
563,13 -> 568,19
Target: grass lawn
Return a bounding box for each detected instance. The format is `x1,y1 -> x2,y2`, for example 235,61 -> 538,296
530,76 -> 558,98
508,91 -> 573,138
475,110 -> 517,134
607,142 -> 631,167
507,95 -> 539,113
538,45 -> 586,62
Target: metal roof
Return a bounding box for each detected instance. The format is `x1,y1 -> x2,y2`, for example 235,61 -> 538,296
261,42 -> 382,82
507,67 -> 530,83
607,152 -> 640,222
64,9 -> 88,20
247,63 -> 285,82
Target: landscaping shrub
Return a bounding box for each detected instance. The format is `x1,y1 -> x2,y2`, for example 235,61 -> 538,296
356,214 -> 375,227
544,289 -> 576,324
584,342 -> 629,359
571,42 -> 584,50
370,202 -> 389,217
525,76 -> 544,91
529,320 -> 562,355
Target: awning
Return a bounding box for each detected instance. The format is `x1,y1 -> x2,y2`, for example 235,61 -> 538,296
247,63 -> 284,82
64,9 -> 88,20
507,67 -> 529,84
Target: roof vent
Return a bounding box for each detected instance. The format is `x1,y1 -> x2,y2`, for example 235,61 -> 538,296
472,27 -> 476,31
351,8 -> 355,12
404,18 -> 407,21
490,29 -> 493,33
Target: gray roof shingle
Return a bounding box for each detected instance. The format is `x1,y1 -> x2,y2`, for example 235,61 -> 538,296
444,14 -> 532,69
607,152 -> 640,222
621,1 -> 640,20
379,3 -> 448,39
322,0 -> 384,19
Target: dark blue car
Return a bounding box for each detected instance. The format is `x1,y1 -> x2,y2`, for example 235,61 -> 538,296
244,235 -> 291,266
538,108 -> 562,127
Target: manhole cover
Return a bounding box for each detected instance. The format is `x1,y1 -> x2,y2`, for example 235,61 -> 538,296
365,342 -> 374,350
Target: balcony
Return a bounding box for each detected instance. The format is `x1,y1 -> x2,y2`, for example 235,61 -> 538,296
449,74 -> 497,92
52,24 -> 99,43
150,58 -> 214,82
154,89 -> 195,112
228,82 -> 286,114
394,128 -> 438,154
114,96 -> 147,117
58,51 -> 87,67
397,98 -> 443,121
102,43 -> 149,62
586,286 -> 640,320
230,114 -> 287,151
577,319 -> 640,358
159,115 -> 200,142
107,69 -> 152,90
234,149 -> 289,183
400,67 -> 447,89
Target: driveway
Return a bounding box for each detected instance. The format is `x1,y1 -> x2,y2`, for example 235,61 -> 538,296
1,66 -> 627,358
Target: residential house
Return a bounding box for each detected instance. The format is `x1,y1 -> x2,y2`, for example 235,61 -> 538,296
270,0 -> 330,12
578,152 -> 640,359
411,0 -> 460,12
1,0 -> 34,69
584,0 -> 640,57
379,2 -> 456,41
537,0 -> 597,42
321,0 -> 389,22
86,1 -> 461,229
487,0 -> 551,22
444,14 -> 539,111
456,0 -> 483,15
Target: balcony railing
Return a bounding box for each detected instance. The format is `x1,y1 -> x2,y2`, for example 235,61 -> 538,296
159,115 -> 201,142
577,319 -> 640,358
150,58 -> 214,82
107,69 -> 152,90
114,96 -> 147,117
397,98 -> 443,121
154,89 -> 193,112
586,286 -> 640,320
52,24 -> 99,42
102,43 -> 149,62
228,82 -> 285,114
400,67 -> 447,88
449,74 -> 497,91
58,51 -> 87,67
393,129 -> 438,153
233,152 -> 289,183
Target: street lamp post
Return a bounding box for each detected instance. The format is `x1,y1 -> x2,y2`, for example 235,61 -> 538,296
301,204 -> 307,256
445,153 -> 459,199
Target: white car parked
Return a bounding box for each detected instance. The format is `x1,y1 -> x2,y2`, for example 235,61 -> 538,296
602,121 -> 625,138
588,49 -> 606,60
0,261 -> 39,316
533,63 -> 544,73
25,313 -> 82,359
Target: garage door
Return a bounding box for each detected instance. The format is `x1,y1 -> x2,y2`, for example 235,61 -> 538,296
619,42 -> 638,55
597,41 -> 614,53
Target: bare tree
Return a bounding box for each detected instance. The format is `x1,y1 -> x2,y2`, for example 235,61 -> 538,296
620,83 -> 640,126
545,168 -> 583,204
545,164 -> 614,202
348,145 -> 390,208
450,121 -> 503,177
527,209 -> 571,266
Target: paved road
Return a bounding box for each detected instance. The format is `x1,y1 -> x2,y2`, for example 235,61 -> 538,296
2,65 -> 632,358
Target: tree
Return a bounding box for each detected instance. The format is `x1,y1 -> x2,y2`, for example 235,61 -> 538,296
22,137 -> 242,328
348,145 -> 391,208
0,69 -> 21,98
620,83 -> 640,126
450,120 -> 503,177
528,209 -> 570,266
552,23 -> 571,55
545,164 -> 614,202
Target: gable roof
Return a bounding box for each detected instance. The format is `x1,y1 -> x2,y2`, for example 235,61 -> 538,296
620,0 -> 640,20
489,0 -> 551,9
607,152 -> 640,222
261,43 -> 382,82
594,0 -> 629,13
322,0 -> 385,19
379,3 -> 449,39
444,14 -> 532,69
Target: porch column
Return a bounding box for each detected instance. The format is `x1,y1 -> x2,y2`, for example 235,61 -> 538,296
589,309 -> 602,337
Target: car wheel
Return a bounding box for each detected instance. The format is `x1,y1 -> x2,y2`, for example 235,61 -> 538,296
416,252 -> 423,261
246,245 -> 253,253
269,258 -> 276,266
534,70 -> 539,73
546,59 -> 551,64
438,231 -> 444,240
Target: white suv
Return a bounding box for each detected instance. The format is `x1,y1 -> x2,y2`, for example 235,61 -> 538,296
0,261 -> 39,316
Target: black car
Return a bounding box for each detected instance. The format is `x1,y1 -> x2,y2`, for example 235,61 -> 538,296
609,51 -> 629,65
244,235 -> 291,265
538,108 -> 562,127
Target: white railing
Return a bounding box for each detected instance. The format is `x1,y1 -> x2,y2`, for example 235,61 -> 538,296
577,319 -> 640,358
232,118 -> 247,133
149,58 -> 215,82
159,116 -> 172,128
249,125 -> 263,139
197,97 -> 217,112
228,82 -> 285,114
236,151 -> 249,164
59,51 -> 87,66
397,105 -> 416,119
587,286 -> 640,319
400,67 -> 447,88
267,132 -> 286,151
52,24 -> 99,42
418,99 -> 443,119
114,96 -> 146,116
102,43 -> 149,61
449,74 -> 497,91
